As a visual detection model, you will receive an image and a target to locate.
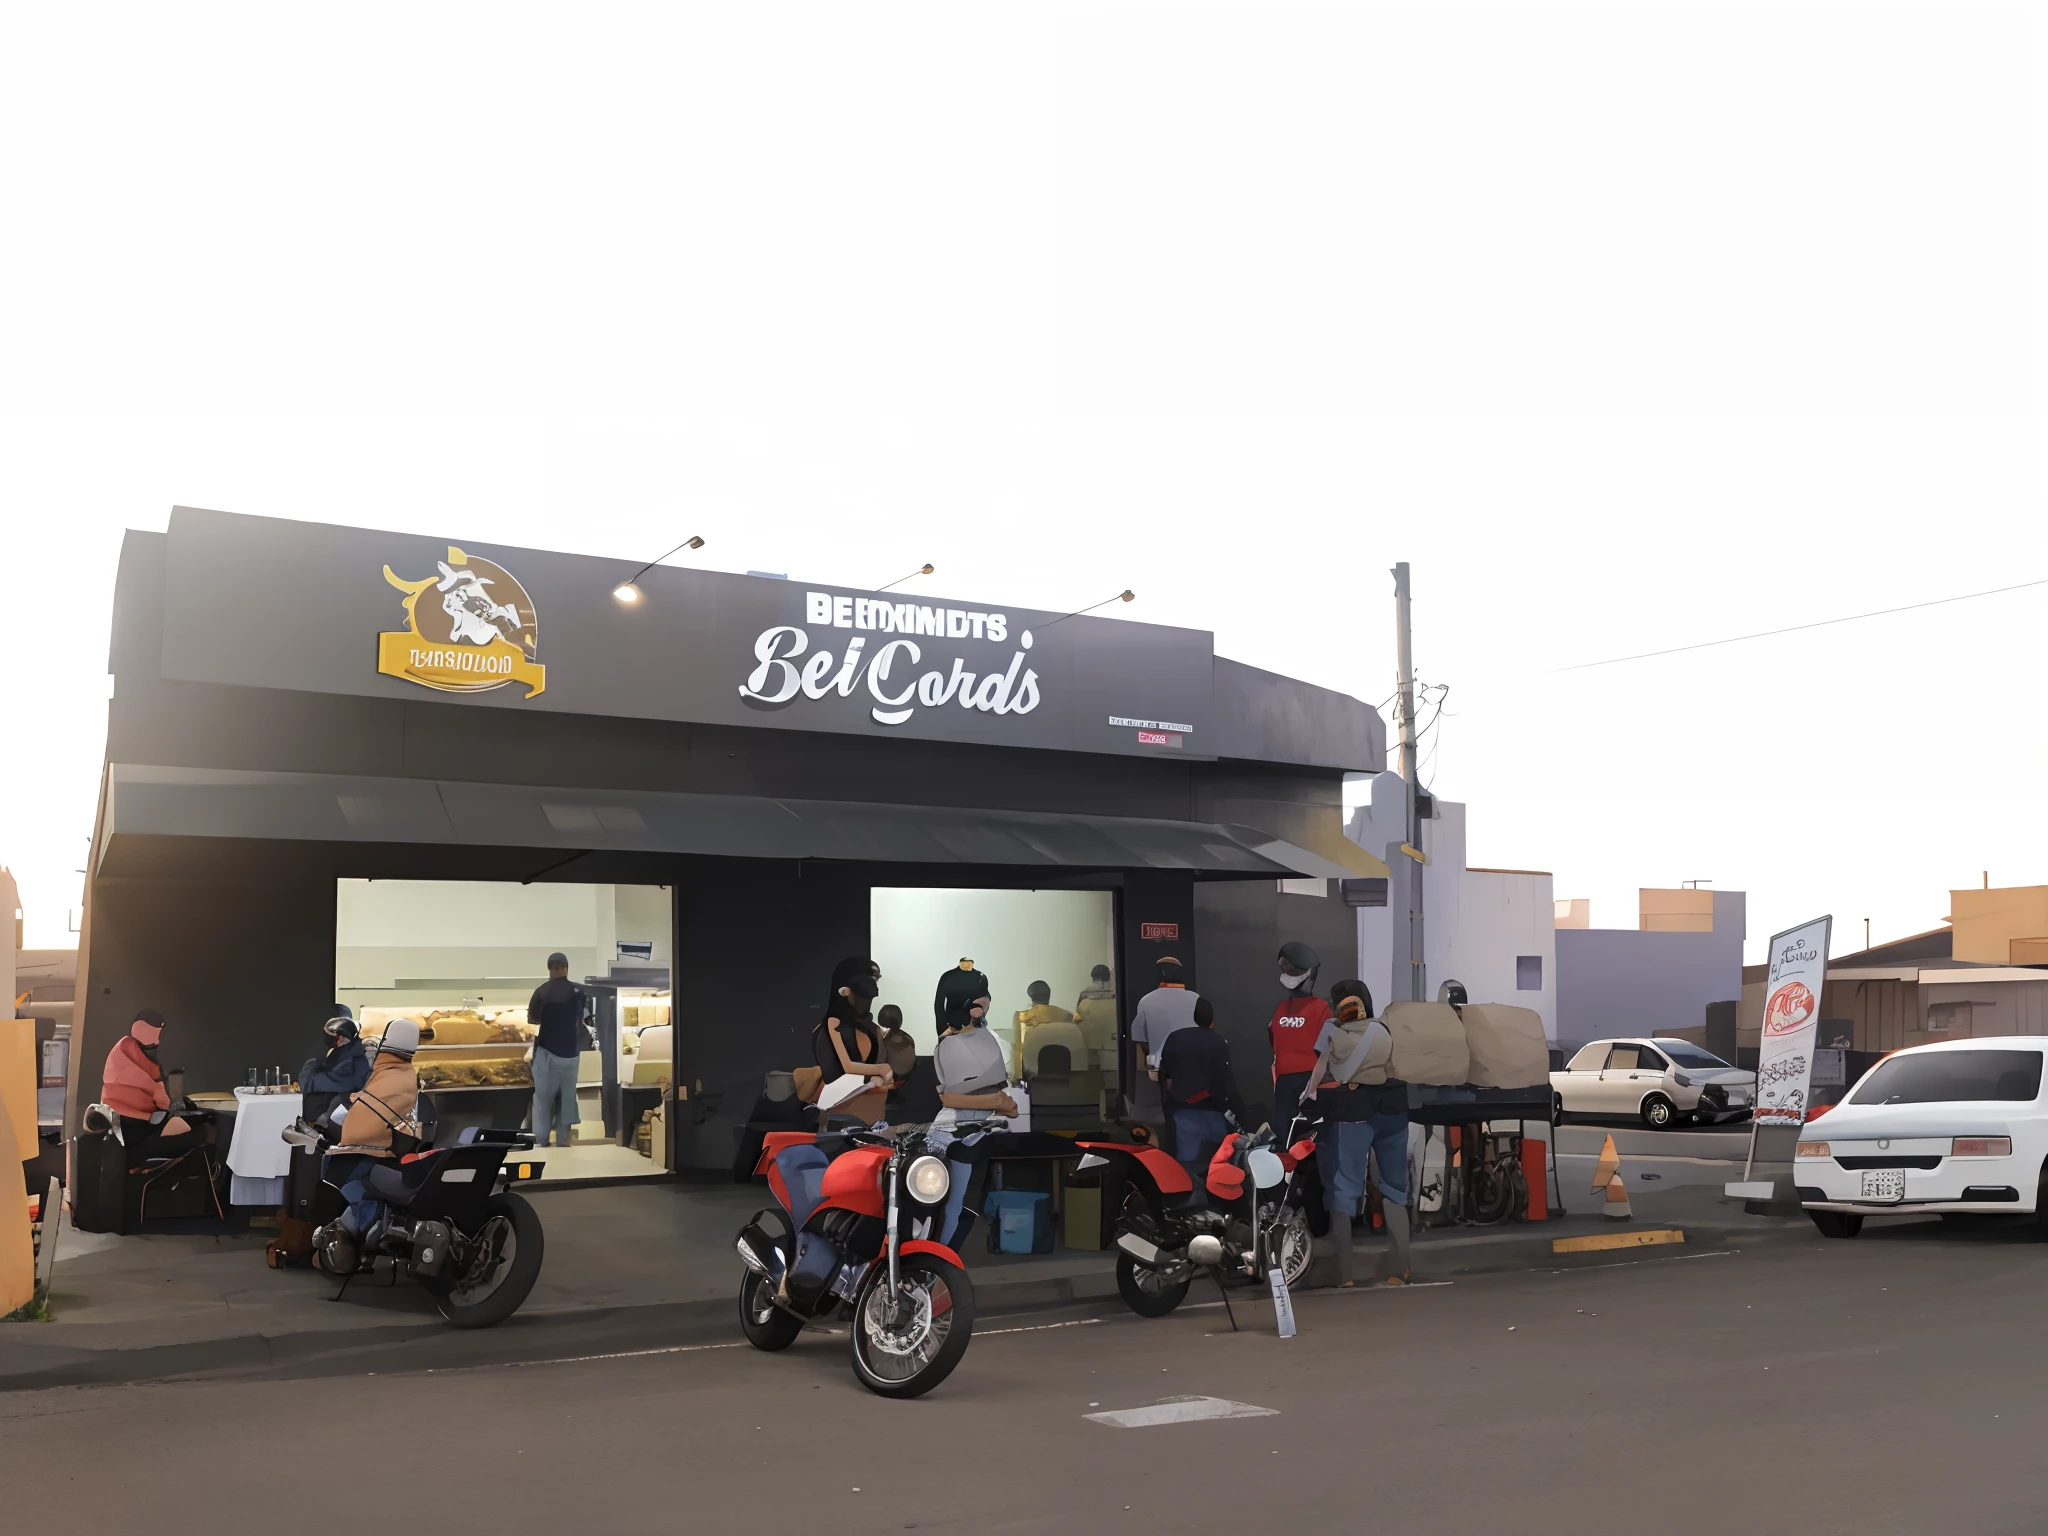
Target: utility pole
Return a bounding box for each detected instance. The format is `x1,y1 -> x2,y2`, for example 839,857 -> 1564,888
1392,562 -> 1423,1001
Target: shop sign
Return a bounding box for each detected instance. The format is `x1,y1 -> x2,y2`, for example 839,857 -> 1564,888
377,546 -> 547,698
738,591 -> 1041,727
1141,922 -> 1179,940
1753,915 -> 1831,1125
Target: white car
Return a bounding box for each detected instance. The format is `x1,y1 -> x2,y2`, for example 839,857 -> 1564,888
1550,1037 -> 1756,1130
1797,1037 -> 2048,1238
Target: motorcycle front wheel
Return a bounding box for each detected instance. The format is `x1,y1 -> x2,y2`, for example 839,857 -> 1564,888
1115,1251 -> 1191,1317
430,1193 -> 545,1329
849,1255 -> 974,1399
738,1267 -> 804,1351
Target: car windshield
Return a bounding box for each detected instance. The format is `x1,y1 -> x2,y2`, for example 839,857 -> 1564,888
1657,1043 -> 1732,1069
1848,1049 -> 2044,1106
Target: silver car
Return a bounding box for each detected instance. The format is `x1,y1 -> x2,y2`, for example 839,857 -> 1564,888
1550,1038 -> 1756,1129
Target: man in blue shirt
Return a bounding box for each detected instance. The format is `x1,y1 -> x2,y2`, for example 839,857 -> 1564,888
527,952 -> 587,1149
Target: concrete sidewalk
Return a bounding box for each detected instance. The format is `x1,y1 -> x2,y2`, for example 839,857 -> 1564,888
0,1176 -> 1814,1391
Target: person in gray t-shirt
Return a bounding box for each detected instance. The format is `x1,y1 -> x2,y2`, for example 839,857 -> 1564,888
1130,957 -> 1200,1078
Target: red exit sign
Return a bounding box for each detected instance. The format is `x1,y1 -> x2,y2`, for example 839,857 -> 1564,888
1141,922 -> 1179,941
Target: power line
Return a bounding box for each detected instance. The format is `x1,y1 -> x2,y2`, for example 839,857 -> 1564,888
1553,576 -> 2048,673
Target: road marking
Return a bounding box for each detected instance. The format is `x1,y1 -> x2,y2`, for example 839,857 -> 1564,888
423,1341 -> 746,1374
1552,1228 -> 1685,1255
1546,1249 -> 1736,1273
981,1318 -> 1105,1337
1085,1395 -> 1279,1428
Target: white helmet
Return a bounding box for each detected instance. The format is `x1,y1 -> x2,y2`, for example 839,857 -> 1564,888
378,1019 -> 421,1059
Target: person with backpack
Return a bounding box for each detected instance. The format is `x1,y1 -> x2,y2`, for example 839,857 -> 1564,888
1304,979 -> 1412,1287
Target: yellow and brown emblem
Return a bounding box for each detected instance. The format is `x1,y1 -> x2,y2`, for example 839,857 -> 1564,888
377,545 -> 546,697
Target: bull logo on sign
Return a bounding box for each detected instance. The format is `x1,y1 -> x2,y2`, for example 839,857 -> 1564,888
376,545 -> 546,698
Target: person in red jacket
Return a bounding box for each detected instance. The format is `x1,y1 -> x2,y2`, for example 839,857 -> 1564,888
1267,941 -> 1331,1124
100,1009 -> 198,1158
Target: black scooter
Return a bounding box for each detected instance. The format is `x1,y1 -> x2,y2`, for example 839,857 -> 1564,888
283,1116 -> 546,1328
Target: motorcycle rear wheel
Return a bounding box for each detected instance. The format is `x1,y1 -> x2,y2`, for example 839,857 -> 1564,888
431,1193 -> 544,1329
738,1268 -> 804,1351
850,1255 -> 973,1399
1115,1251 -> 1191,1317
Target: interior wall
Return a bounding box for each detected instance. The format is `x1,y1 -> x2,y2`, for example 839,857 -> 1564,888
870,888 -> 1116,1053
335,880 -> 672,1010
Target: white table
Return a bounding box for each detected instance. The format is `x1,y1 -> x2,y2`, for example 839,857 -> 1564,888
225,1088 -> 304,1207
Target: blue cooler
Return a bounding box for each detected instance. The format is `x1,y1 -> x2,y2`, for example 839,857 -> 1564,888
987,1189 -> 1054,1254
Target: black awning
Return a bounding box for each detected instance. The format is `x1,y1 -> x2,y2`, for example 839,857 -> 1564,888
101,763 -> 1382,879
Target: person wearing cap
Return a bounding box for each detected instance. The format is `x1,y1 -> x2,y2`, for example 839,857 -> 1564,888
100,1008 -> 197,1158
527,951 -> 588,1149
1130,957 -> 1200,1080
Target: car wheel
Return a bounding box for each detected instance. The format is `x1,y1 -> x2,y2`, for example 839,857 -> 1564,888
1810,1210 -> 1863,1239
1640,1094 -> 1676,1130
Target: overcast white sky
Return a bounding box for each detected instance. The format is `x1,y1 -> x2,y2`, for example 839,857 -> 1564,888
2,4 -> 2042,959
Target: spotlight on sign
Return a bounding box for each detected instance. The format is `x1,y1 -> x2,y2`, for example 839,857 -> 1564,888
612,582 -> 642,605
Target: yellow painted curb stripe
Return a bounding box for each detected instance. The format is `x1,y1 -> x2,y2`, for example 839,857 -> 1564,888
1551,1228 -> 1685,1255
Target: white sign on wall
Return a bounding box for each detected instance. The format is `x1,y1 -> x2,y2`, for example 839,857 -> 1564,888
1753,915 -> 1832,1126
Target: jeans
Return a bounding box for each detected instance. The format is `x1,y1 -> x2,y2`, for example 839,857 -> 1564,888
531,1048 -> 581,1148
324,1153 -> 380,1236
1171,1105 -> 1230,1184
1320,1111 -> 1409,1218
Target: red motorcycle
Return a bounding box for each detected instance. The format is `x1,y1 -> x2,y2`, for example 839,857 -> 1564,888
1078,1115 -> 1319,1319
736,1125 -> 975,1397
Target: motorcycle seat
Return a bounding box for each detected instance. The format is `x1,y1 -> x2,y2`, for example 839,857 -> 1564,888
366,1155 -> 441,1207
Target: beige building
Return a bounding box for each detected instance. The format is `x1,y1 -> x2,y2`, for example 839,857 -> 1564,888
1948,883 -> 2048,965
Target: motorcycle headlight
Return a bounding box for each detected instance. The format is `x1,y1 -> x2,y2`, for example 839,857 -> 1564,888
905,1155 -> 951,1205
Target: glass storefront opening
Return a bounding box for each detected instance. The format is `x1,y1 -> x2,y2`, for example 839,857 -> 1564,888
335,878 -> 673,1180
869,887 -> 1118,1131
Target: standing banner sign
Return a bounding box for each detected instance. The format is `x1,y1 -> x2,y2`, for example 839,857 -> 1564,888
1734,915 -> 1832,1196
1754,916 -> 1832,1127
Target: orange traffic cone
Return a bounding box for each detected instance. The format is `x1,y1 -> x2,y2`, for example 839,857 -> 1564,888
1591,1133 -> 1620,1195
1603,1171 -> 1632,1220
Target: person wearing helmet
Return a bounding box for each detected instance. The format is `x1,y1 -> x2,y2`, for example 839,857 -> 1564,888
100,1008 -> 197,1158
300,1013 -> 370,1121
1267,940 -> 1330,1124
329,1020 -> 425,1236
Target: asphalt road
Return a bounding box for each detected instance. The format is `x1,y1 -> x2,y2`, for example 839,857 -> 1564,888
8,1213 -> 2048,1534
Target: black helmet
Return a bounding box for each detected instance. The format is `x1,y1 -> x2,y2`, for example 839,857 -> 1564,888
1277,941 -> 1320,975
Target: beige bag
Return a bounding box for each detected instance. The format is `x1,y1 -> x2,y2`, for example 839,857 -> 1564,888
1379,1002 -> 1472,1086
1459,1003 -> 1550,1089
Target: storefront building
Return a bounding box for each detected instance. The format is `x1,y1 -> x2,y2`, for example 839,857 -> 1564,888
71,507 -> 1386,1174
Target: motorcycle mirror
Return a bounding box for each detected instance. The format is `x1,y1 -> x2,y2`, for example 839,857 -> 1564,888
1247,1148 -> 1287,1190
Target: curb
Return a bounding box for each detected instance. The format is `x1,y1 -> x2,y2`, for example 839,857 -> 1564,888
1,1217 -> 1815,1393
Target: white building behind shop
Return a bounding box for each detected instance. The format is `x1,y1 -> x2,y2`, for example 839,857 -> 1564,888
1345,772 -> 1557,1040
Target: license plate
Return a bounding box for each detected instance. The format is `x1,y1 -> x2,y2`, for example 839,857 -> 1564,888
1860,1169 -> 1906,1203
1727,1091 -> 1749,1104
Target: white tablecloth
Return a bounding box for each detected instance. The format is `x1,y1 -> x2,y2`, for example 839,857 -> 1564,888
226,1089 -> 303,1206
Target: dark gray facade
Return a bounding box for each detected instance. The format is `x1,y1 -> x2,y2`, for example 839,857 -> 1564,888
75,515 -> 1384,1168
